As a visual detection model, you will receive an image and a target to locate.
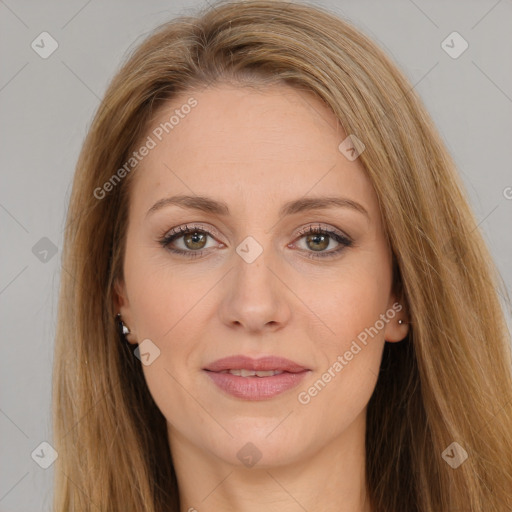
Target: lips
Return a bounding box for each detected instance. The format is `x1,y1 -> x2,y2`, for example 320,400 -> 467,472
204,355 -> 309,373
203,355 -> 311,400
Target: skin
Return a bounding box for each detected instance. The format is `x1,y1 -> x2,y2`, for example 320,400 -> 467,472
115,82 -> 409,512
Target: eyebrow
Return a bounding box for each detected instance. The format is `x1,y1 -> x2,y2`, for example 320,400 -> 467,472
146,194 -> 369,220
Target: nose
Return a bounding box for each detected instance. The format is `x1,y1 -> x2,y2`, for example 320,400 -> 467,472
217,244 -> 292,334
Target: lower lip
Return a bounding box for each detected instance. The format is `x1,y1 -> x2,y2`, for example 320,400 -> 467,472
204,370 -> 310,400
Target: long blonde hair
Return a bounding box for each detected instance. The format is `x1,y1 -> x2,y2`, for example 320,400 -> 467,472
52,1 -> 512,510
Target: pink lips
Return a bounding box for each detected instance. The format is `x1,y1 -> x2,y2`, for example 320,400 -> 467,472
203,355 -> 311,400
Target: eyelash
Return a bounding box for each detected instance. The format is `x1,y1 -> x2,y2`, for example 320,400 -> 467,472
157,223 -> 353,260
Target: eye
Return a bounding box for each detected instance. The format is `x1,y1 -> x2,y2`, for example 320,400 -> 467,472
158,223 -> 353,259
158,224 -> 220,259
291,224 -> 353,259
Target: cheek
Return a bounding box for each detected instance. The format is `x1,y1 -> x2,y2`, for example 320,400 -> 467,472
296,265 -> 389,416
123,244 -> 211,410
306,262 -> 391,352
124,241 -> 204,341
126,267 -> 205,436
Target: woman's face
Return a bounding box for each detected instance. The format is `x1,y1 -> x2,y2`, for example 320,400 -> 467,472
115,82 -> 408,469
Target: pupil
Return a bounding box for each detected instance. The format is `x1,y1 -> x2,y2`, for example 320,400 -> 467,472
308,234 -> 328,251
186,232 -> 206,249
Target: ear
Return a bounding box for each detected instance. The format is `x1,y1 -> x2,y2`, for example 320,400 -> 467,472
113,277 -> 137,345
383,292 -> 410,343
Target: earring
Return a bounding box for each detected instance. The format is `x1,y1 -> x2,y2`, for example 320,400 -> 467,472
398,319 -> 408,325
116,313 -> 130,338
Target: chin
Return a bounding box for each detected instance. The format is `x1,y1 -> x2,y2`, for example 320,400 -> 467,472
207,426 -> 313,469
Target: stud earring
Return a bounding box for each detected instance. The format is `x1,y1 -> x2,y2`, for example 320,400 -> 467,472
116,313 -> 130,338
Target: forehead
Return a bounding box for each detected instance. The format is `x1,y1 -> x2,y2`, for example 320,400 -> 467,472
129,83 -> 378,218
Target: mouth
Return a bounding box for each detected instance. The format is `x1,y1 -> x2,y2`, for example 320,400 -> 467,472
215,369 -> 286,377
203,355 -> 311,400
204,355 -> 309,373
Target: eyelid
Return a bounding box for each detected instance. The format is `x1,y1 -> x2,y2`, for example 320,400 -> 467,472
162,222 -> 224,241
293,223 -> 352,242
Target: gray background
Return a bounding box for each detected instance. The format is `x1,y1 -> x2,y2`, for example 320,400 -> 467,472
1,0 -> 511,510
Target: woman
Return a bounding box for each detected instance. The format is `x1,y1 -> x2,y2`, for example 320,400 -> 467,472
52,0 -> 512,510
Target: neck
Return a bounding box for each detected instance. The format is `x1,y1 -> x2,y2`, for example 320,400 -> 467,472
169,409 -> 372,512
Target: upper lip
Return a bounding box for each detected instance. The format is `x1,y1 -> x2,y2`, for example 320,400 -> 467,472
204,355 -> 309,373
